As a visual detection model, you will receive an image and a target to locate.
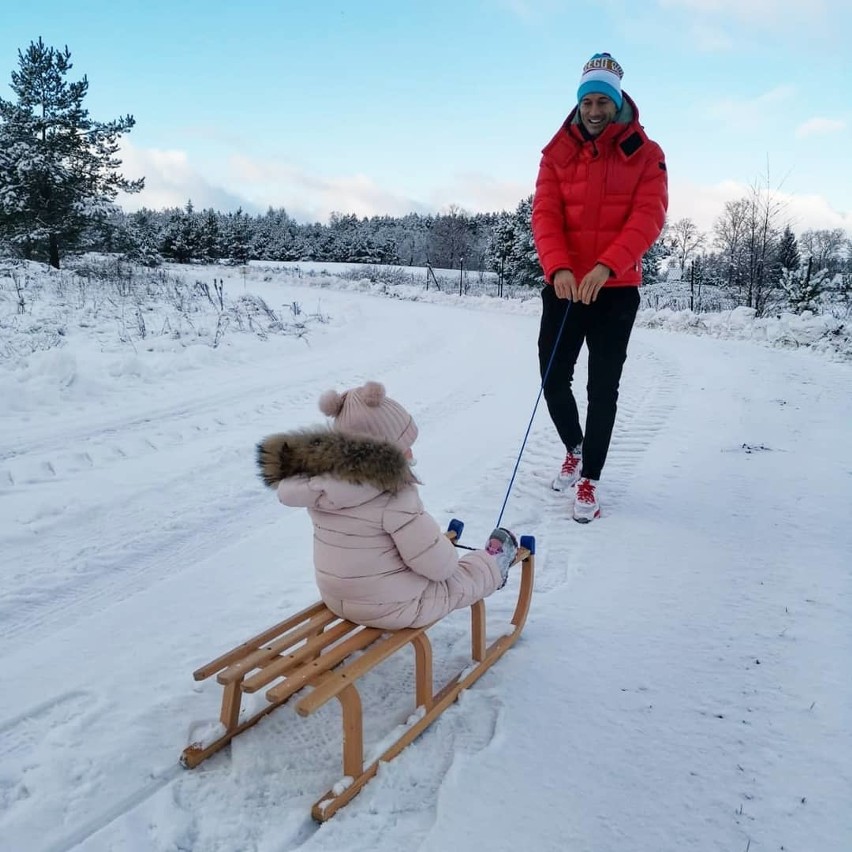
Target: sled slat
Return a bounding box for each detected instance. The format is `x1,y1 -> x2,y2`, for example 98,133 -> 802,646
239,618 -> 367,693
216,608 -> 339,685
265,625 -> 385,703
192,600 -> 328,680
296,624 -> 429,716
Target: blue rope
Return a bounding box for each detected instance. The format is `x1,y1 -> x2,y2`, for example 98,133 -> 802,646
495,298 -> 572,529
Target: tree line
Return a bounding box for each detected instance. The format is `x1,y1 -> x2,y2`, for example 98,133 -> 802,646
1,38 -> 850,316
660,193 -> 851,315
102,202 -> 530,281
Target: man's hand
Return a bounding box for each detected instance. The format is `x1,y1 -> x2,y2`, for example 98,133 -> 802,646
577,263 -> 612,304
552,268 -> 578,300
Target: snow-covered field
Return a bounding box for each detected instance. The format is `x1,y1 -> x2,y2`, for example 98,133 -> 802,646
1,262 -> 850,852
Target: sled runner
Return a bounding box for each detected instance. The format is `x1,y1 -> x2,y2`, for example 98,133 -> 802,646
180,520 -> 535,822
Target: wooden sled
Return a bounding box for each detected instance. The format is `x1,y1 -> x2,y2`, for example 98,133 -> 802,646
180,520 -> 535,822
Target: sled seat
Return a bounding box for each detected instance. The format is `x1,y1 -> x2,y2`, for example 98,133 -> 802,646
180,523 -> 535,822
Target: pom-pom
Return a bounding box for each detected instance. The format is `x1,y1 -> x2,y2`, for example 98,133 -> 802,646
319,389 -> 344,417
361,381 -> 386,407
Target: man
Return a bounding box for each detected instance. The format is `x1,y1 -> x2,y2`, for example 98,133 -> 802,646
532,52 -> 668,523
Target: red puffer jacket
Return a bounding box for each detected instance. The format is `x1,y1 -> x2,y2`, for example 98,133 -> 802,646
532,93 -> 668,287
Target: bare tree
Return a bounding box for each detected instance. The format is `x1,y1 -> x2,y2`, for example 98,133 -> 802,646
713,176 -> 787,316
799,228 -> 847,274
713,198 -> 750,297
668,218 -> 705,279
743,179 -> 786,316
428,205 -> 473,270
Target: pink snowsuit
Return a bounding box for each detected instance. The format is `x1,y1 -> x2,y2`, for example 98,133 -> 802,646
257,428 -> 503,630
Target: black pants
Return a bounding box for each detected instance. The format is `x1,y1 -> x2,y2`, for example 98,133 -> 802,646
538,285 -> 640,481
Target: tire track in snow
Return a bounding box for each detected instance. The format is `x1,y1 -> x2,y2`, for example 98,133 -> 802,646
0,689 -> 91,750
0,477 -> 269,649
0,374 -> 288,465
0,311 -> 515,651
0,326 -> 451,649
0,328 -> 441,490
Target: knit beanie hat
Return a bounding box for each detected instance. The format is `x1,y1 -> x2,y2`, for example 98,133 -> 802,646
318,381 -> 419,452
577,52 -> 624,110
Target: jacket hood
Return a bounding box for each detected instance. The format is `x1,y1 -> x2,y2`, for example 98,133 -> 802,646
257,427 -> 417,493
542,91 -> 647,159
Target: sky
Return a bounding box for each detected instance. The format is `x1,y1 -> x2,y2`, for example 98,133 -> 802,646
1,1 -> 851,235
1,260 -> 850,851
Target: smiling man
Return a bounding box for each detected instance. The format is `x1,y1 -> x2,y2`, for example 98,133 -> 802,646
532,52 -> 668,523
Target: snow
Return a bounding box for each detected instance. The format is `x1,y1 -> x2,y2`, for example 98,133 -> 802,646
1,261 -> 850,852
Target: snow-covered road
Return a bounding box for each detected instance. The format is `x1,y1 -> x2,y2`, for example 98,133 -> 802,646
1,279 -> 850,852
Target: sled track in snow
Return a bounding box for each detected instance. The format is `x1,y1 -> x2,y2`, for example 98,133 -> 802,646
0,692 -> 178,852
0,690 -> 184,852
35,765 -> 184,852
330,342 -> 682,849
20,642 -> 505,852
2,686 -> 319,852
495,345 -> 681,594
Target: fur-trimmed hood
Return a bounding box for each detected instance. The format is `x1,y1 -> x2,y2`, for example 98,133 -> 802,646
256,428 -> 417,493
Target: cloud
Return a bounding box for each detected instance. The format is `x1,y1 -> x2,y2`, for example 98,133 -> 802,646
668,178 -> 748,231
113,141 -> 848,235
652,0 -> 845,51
795,117 -> 846,139
116,140 -> 254,213
778,192 -> 852,233
425,173 -> 532,215
689,23 -> 734,52
592,4 -> 735,54
705,84 -> 798,119
669,177 -> 852,234
227,154 -> 429,222
657,0 -> 830,26
495,0 -> 563,20
115,143 -> 434,223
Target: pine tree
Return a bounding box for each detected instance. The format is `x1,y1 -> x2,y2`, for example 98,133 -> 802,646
222,208 -> 251,264
123,209 -> 162,267
485,212 -> 515,294
779,258 -> 828,314
0,38 -> 143,268
198,209 -> 221,263
161,201 -> 201,264
777,225 -> 801,271
642,234 -> 670,286
506,196 -> 545,289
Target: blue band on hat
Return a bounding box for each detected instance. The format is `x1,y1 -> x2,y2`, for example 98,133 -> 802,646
577,80 -> 622,110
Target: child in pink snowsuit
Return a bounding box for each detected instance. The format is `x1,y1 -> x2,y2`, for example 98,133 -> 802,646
257,381 -> 516,630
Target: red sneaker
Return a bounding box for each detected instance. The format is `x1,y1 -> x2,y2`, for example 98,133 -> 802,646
552,447 -> 582,491
573,478 -> 601,523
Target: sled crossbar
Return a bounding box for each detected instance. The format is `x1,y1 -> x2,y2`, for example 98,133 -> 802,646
180,530 -> 535,822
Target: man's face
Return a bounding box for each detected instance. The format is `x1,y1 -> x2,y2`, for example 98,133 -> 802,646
579,94 -> 617,137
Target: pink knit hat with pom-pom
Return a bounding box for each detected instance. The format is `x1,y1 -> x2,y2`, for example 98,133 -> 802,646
318,381 -> 419,451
